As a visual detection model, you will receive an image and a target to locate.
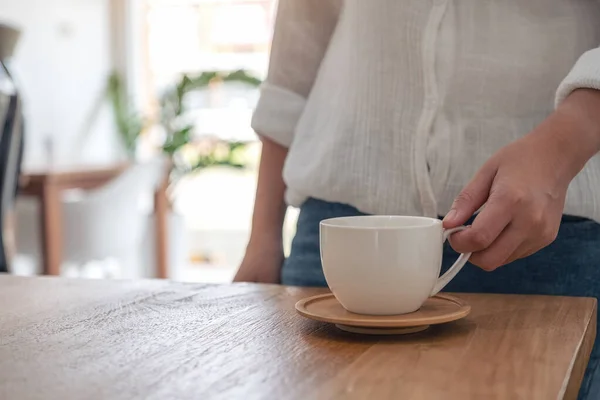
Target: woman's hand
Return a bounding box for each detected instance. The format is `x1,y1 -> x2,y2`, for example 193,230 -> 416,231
234,240 -> 284,283
444,89 -> 600,271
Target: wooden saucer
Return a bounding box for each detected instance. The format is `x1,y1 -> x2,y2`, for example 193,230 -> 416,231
296,293 -> 470,335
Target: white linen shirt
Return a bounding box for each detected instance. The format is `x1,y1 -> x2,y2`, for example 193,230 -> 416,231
252,0 -> 600,221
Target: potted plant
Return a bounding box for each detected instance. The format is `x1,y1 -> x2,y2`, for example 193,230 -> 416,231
106,72 -> 145,159
131,70 -> 261,276
158,69 -> 261,202
107,69 -> 260,192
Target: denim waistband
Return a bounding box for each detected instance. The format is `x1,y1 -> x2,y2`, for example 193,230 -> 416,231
302,196 -> 591,224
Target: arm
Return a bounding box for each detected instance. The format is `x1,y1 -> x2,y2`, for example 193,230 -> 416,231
248,137 -> 288,251
234,137 -> 287,283
443,78 -> 600,271
234,0 -> 342,283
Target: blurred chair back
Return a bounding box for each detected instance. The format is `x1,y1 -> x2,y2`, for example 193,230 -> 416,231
61,158 -> 166,263
0,62 -> 23,273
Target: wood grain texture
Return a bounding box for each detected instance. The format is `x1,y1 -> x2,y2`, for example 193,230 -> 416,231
0,276 -> 595,400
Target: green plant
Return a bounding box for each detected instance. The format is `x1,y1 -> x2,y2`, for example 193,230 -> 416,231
105,69 -> 262,196
106,72 -> 144,158
160,69 -> 260,156
159,69 -> 261,185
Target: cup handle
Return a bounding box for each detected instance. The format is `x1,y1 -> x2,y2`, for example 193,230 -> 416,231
430,226 -> 472,296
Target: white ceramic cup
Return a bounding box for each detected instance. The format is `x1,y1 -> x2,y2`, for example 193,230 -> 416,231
320,216 -> 471,315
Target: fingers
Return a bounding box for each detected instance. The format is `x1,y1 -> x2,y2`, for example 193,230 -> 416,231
444,134 -> 567,272
449,195 -> 561,271
443,163 -> 497,229
504,244 -> 536,266
449,191 -> 513,254
447,178 -> 559,270
467,224 -> 527,271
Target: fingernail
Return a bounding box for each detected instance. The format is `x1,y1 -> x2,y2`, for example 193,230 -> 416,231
444,209 -> 457,223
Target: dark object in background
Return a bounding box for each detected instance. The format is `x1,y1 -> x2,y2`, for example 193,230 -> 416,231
0,24 -> 24,273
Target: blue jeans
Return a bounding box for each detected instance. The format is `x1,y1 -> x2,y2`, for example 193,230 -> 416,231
282,198 -> 600,399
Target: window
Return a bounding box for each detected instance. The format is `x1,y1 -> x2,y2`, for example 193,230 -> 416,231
130,0 -> 297,281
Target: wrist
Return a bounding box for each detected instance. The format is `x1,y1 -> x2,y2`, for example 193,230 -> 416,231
539,89 -> 600,180
555,89 -> 600,154
247,231 -> 283,252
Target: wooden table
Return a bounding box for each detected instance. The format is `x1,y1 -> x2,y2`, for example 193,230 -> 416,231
0,276 -> 595,399
18,164 -> 169,278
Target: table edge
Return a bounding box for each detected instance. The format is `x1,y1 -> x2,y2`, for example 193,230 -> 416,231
560,297 -> 598,400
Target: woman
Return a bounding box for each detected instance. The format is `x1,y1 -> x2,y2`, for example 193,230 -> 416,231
235,1 -> 600,397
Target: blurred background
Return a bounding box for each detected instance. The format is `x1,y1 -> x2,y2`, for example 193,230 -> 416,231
0,0 -> 298,282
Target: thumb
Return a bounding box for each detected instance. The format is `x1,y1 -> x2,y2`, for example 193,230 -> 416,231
443,164 -> 497,228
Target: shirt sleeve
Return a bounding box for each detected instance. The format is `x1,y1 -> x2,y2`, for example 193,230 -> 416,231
555,47 -> 600,107
251,0 -> 342,147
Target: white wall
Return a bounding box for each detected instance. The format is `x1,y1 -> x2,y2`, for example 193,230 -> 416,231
0,0 -> 124,167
